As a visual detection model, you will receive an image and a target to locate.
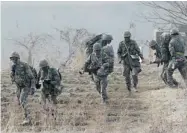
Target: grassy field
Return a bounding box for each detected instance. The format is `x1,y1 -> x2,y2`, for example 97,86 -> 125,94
1,64 -> 187,133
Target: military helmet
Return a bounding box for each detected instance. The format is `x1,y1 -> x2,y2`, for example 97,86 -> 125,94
170,28 -> 179,35
102,34 -> 113,41
10,52 -> 20,59
124,31 -> 131,38
161,32 -> 170,40
93,43 -> 102,51
39,59 -> 49,68
149,40 -> 157,47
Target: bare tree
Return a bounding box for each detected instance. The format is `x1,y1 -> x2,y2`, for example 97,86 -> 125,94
140,1 -> 187,30
7,32 -> 53,66
53,27 -> 94,67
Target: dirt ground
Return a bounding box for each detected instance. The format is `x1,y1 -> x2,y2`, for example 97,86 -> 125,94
1,64 -> 187,133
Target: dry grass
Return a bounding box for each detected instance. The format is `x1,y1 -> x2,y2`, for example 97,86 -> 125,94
1,63 -> 187,133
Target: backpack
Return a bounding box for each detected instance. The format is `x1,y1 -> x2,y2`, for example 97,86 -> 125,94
85,34 -> 102,56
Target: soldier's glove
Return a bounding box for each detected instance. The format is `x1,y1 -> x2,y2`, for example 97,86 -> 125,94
36,84 -> 41,89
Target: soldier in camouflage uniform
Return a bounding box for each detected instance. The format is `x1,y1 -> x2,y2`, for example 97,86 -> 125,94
10,52 -> 35,125
37,60 -> 62,110
167,29 -> 187,88
101,34 -> 114,73
149,40 -> 162,61
159,33 -> 171,85
159,32 -> 179,86
117,31 -> 144,92
83,43 -> 110,103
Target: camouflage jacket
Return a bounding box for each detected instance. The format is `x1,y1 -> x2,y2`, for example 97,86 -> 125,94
169,35 -> 186,59
11,61 -> 35,87
160,42 -> 171,62
117,40 -> 143,66
37,67 -> 61,88
154,44 -> 162,59
84,51 -> 110,76
102,45 -> 114,67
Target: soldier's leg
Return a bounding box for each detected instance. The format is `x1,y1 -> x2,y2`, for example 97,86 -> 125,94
178,62 -> 187,86
41,89 -> 49,110
20,87 -> 30,122
161,63 -> 168,85
167,61 -> 177,87
132,67 -> 141,92
93,74 -> 101,94
123,65 -> 131,91
100,76 -> 108,102
51,94 -> 58,118
16,86 -> 21,105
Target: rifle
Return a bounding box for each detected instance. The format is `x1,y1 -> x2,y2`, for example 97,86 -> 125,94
149,59 -> 162,67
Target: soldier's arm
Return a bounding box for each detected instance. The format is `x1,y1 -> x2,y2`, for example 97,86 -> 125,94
169,41 -> 176,58
110,46 -> 115,58
117,42 -> 123,60
160,47 -> 168,62
25,64 -> 35,86
102,53 -> 110,68
83,54 -> 92,71
50,69 -> 61,86
37,69 -> 41,83
156,45 -> 162,59
134,41 -> 144,59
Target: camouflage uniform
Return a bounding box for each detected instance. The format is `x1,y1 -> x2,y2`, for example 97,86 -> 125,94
101,34 -> 114,73
37,60 -> 62,106
84,43 -> 110,103
10,52 -> 35,124
149,40 -> 162,60
118,31 -> 144,92
167,29 -> 187,87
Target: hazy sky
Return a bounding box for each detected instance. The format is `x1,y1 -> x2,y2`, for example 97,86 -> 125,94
1,1 -> 155,69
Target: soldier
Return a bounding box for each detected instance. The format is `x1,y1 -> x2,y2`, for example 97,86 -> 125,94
101,34 -> 114,73
149,40 -> 162,62
117,31 -> 144,92
83,34 -> 103,81
36,60 -> 62,111
83,43 -> 110,103
167,29 -> 187,88
10,52 -> 35,125
159,33 -> 171,85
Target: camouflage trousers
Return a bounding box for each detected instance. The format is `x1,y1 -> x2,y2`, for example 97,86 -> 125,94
41,87 -> 59,105
93,74 -> 108,101
167,59 -> 187,87
161,62 -> 168,85
16,86 -> 30,119
161,62 -> 178,86
123,65 -> 141,91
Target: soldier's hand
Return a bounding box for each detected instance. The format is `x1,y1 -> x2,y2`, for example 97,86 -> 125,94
30,87 -> 35,95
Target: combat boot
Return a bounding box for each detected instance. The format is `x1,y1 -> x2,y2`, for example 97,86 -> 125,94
21,117 -> 31,126
132,87 -> 138,92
